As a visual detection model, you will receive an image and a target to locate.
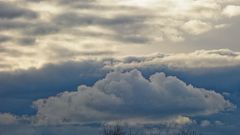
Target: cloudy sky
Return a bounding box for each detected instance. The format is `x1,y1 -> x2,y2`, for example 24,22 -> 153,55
1,0 -> 240,135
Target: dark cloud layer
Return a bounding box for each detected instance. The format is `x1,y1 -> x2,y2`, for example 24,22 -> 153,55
0,19 -> 30,30
0,61 -> 108,114
0,35 -> 12,43
0,1 -> 37,19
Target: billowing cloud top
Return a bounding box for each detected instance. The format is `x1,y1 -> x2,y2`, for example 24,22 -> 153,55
32,70 -> 233,125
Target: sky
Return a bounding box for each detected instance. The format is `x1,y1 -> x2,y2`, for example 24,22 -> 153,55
0,0 -> 240,135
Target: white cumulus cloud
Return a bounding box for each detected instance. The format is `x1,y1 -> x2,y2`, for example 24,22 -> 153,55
181,20 -> 212,35
222,5 -> 240,17
32,70 -> 233,125
0,113 -> 17,125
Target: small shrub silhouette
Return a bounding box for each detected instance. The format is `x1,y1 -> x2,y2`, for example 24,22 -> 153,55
102,124 -> 125,135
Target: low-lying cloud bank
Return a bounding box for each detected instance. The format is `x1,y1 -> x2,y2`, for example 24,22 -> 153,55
31,70 -> 233,125
0,113 -> 17,125
114,49 -> 240,69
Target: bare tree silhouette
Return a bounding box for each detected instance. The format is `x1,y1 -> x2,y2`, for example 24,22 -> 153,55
101,124 -> 201,135
102,124 -> 125,135
178,129 -> 201,135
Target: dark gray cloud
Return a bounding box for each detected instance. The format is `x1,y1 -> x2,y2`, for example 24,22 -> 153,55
59,0 -> 95,5
53,12 -> 147,27
0,35 -> 12,43
0,1 -> 37,19
0,60 -> 108,115
47,46 -> 116,60
17,37 -> 36,45
24,23 -> 60,36
0,19 -> 30,30
53,12 -> 102,27
53,11 -> 151,44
